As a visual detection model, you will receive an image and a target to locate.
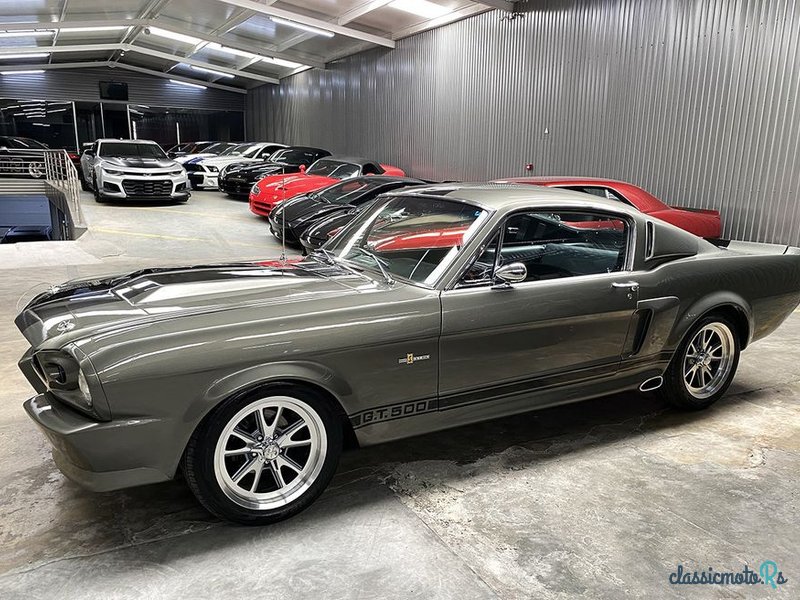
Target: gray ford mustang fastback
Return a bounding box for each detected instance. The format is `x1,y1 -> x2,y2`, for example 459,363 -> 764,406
16,184 -> 800,524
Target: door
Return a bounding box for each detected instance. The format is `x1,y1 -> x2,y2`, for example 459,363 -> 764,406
439,209 -> 639,407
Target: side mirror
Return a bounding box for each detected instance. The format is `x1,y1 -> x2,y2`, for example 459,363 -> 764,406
299,164 -> 306,173
493,262 -> 527,286
0,146 -> 7,151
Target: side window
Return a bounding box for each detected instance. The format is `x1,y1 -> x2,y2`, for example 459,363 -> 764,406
562,186 -> 629,205
460,211 -> 629,285
361,163 -> 380,175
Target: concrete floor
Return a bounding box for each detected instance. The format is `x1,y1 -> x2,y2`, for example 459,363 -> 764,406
0,191 -> 798,599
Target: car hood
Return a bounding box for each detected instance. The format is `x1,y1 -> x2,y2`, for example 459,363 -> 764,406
176,153 -> 215,164
15,261 -> 378,348
257,174 -> 339,198
201,156 -> 258,168
229,163 -> 298,178
274,197 -> 350,225
100,157 -> 178,169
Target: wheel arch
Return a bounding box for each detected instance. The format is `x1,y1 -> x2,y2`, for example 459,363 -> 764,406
177,361 -> 359,471
671,293 -> 752,351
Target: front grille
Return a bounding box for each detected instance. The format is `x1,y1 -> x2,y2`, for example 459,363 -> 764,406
122,179 -> 173,197
220,177 -> 251,194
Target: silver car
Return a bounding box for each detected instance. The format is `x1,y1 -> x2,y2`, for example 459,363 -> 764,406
15,184 -> 800,524
80,139 -> 190,202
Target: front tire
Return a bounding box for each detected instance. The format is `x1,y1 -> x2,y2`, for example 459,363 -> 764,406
658,315 -> 740,410
183,385 -> 342,525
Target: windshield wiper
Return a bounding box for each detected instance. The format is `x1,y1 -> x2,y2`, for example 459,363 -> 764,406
352,247 -> 394,285
312,247 -> 337,265
311,248 -> 365,277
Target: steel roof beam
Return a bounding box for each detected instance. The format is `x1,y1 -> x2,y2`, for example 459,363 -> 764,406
215,0 -> 395,48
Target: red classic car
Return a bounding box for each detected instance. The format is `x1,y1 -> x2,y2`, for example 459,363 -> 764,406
250,156 -> 405,217
493,177 -> 722,239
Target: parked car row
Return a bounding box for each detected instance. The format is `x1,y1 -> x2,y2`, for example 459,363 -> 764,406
75,137 -> 724,248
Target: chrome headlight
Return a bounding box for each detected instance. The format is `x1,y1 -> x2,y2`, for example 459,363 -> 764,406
207,165 -> 219,172
168,170 -> 184,176
251,183 -> 260,195
103,168 -> 124,176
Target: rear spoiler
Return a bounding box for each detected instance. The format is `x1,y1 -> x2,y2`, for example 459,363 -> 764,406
711,239 -> 799,255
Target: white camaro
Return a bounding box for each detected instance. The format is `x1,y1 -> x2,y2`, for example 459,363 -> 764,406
80,139 -> 189,203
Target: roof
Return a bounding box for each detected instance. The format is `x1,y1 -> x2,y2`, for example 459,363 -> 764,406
97,138 -> 158,144
0,1 -> 499,92
388,183 -> 645,215
322,156 -> 379,166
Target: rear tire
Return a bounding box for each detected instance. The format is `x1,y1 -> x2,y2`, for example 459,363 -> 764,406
183,384 -> 342,525
658,315 -> 740,410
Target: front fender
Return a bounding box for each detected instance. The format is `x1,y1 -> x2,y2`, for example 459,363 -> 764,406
185,360 -> 356,425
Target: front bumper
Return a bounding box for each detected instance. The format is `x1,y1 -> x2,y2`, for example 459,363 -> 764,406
99,171 -> 190,201
24,393 -> 171,492
268,215 -> 301,242
188,171 -> 219,190
219,175 -> 253,196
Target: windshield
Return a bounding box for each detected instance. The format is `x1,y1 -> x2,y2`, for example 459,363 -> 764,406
220,143 -> 252,156
203,142 -> 232,154
315,178 -> 385,205
307,159 -> 360,179
99,142 -> 167,159
270,148 -> 323,165
241,144 -> 264,158
325,196 -> 490,286
10,138 -> 47,150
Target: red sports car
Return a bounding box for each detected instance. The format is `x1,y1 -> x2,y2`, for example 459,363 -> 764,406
494,177 -> 722,239
250,156 -> 405,217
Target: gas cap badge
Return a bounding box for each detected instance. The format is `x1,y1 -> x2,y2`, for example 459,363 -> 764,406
56,319 -> 76,333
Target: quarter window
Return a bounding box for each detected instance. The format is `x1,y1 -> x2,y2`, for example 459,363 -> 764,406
460,211 -> 629,285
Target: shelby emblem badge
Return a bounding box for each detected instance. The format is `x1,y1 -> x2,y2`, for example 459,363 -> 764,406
399,353 -> 431,365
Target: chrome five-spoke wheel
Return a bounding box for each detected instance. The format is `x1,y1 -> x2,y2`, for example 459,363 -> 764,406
214,397 -> 327,511
682,323 -> 735,399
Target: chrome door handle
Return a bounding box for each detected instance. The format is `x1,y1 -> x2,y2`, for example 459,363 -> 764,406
612,281 -> 640,292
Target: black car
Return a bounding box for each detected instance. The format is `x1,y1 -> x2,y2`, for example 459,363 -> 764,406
0,136 -> 49,178
219,146 -> 331,197
269,175 -> 424,246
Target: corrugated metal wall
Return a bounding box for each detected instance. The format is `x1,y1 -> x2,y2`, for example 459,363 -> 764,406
1,67 -> 244,112
247,0 -> 800,245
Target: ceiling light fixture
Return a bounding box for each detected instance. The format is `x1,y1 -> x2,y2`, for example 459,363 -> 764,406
0,30 -> 55,39
0,53 -> 50,60
31,123 -> 50,127
388,0 -> 451,19
48,108 -> 68,113
261,56 -> 303,69
204,42 -> 259,60
269,17 -> 334,38
147,26 -> 203,45
189,64 -> 235,79
1,69 -> 45,75
169,78 -> 207,89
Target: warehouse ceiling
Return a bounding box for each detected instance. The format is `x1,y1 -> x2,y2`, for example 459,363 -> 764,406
0,0 -> 514,92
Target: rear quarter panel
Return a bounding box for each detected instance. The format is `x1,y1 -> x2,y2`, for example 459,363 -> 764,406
636,249 -> 800,358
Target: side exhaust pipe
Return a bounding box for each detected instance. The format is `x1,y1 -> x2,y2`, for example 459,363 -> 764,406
639,376 -> 663,392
